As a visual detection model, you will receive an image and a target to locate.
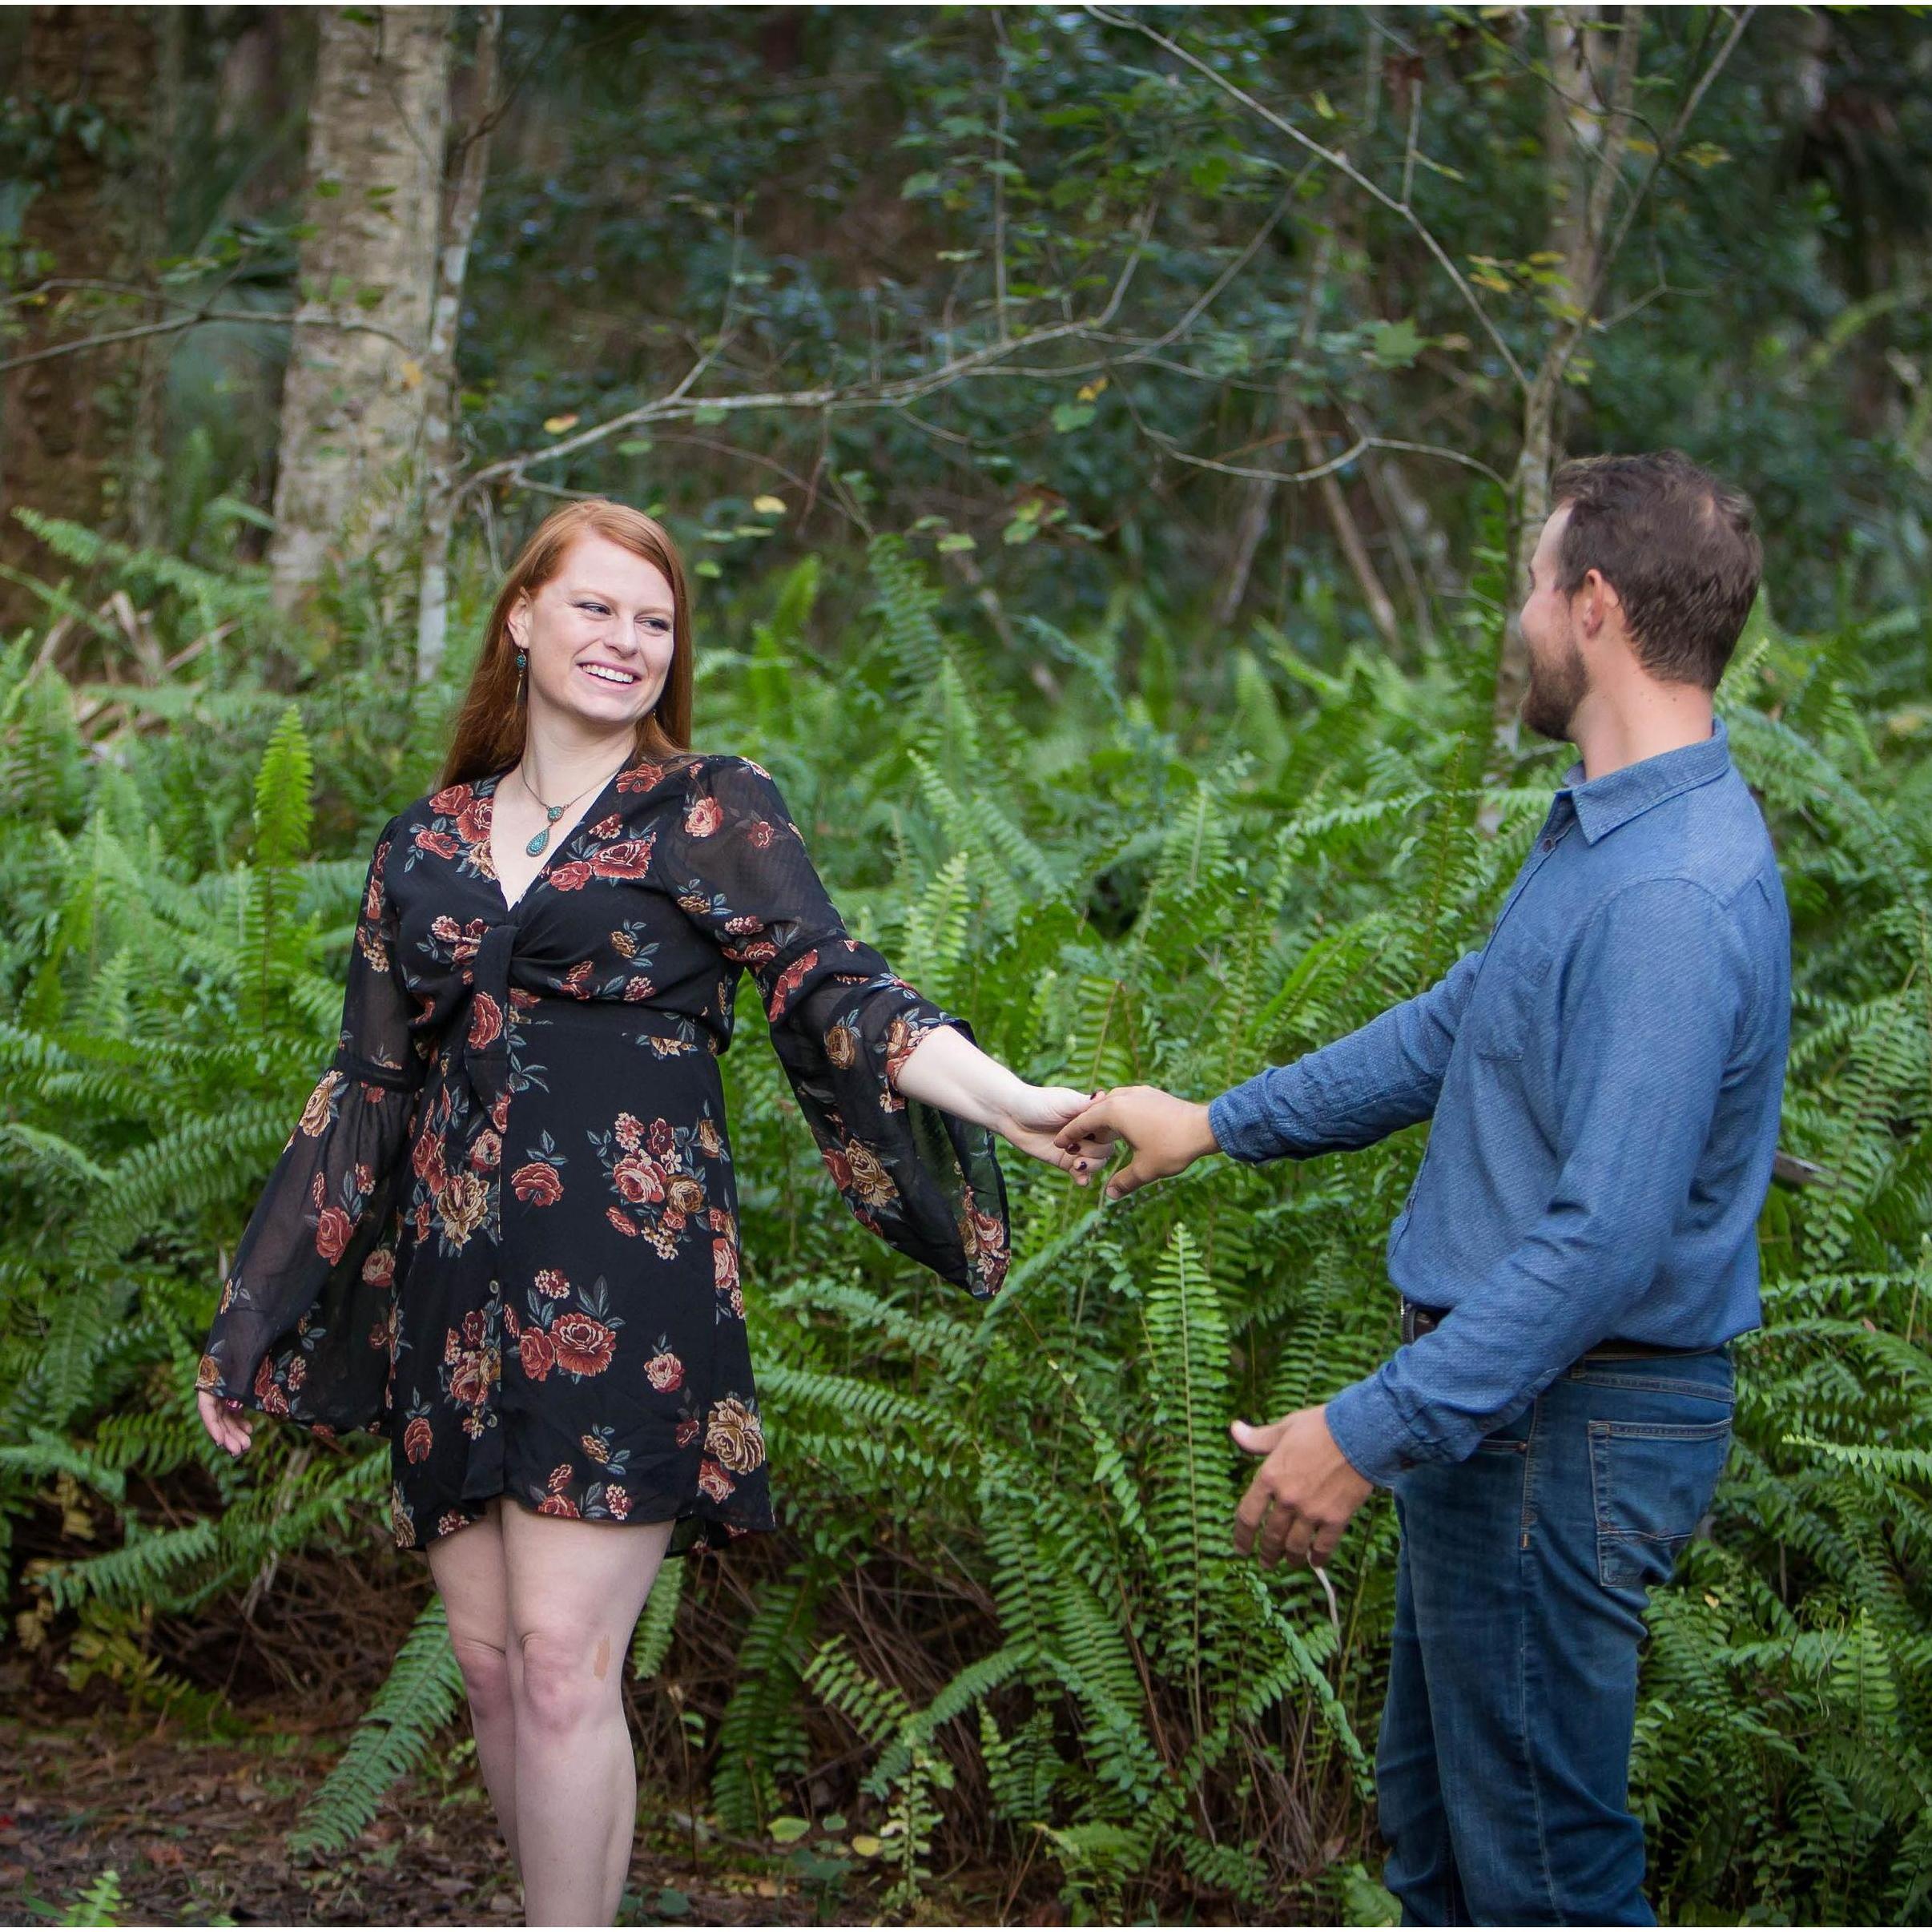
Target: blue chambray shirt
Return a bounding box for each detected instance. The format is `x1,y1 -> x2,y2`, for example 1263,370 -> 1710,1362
1206,716 -> 1790,1487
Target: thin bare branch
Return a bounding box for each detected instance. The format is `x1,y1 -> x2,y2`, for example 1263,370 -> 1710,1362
454,202 -> 1162,504
0,296 -> 421,375
1125,388 -> 1508,491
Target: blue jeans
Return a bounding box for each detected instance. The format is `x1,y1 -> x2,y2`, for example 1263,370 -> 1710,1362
1374,1346 -> 1735,1924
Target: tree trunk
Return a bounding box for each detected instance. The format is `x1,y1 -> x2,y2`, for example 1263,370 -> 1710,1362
415,6 -> 504,686
267,6 -> 453,637
129,5 -> 187,555
1491,6 -> 1644,750
1290,398 -> 1403,652
1212,385 -> 1290,631
0,5 -> 158,634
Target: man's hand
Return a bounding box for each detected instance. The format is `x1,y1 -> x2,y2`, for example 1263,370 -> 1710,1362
1231,1405 -> 1374,1568
1050,1085 -> 1218,1201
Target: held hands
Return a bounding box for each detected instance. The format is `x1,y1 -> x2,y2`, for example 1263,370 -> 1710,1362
991,1084 -> 1120,1181
1049,1084 -> 1218,1200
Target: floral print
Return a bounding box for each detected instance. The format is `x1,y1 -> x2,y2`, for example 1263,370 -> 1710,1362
199,752 -> 1009,1559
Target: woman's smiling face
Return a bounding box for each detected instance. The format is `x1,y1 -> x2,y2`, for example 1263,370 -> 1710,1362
508,531 -> 678,734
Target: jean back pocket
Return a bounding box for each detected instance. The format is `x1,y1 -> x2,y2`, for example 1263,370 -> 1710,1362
1588,1416 -> 1733,1591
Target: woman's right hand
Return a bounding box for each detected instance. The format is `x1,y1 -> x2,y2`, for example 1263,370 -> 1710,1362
197,1387 -> 256,1458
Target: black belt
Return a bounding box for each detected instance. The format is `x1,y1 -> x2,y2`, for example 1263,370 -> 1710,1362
1399,1296 -> 1715,1358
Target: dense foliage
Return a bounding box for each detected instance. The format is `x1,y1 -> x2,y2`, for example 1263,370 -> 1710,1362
8,8 -> 1931,644
3,517 -> 1930,1921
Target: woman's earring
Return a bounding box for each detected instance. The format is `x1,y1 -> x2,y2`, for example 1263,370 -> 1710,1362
515,650 -> 527,670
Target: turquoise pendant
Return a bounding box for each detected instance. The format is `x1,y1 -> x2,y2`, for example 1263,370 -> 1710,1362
524,804 -> 566,857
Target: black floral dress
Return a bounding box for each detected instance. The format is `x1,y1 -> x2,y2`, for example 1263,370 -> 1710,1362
198,751 -> 1010,1559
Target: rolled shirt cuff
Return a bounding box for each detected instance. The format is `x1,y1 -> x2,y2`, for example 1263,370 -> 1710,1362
1323,1374 -> 1425,1489
1208,1073 -> 1310,1165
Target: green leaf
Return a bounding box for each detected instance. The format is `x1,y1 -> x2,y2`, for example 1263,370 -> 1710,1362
768,1815 -> 812,1843
1368,318 -> 1426,369
1051,402 -> 1097,434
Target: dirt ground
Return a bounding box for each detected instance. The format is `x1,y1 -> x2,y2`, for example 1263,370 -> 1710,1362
0,1664 -> 885,1927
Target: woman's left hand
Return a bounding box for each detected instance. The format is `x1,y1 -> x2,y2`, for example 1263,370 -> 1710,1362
991,1084 -> 1118,1181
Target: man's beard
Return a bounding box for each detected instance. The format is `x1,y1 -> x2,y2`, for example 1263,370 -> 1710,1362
1519,630 -> 1588,743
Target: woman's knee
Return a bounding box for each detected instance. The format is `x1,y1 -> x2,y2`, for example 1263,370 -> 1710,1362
512,1625 -> 618,1736
451,1632 -> 516,1723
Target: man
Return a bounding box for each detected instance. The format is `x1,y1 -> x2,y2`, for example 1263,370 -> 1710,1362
1054,450 -> 1789,1924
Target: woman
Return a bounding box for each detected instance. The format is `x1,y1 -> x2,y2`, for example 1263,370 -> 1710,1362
195,498 -> 1108,1923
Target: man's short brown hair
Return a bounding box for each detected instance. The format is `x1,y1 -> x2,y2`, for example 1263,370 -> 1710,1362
1548,449 -> 1763,690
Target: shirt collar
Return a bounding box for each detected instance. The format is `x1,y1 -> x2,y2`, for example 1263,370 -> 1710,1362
1556,714 -> 1731,845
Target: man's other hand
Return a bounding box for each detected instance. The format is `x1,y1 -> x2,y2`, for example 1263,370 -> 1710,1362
1050,1085 -> 1219,1201
1231,1405 -> 1375,1568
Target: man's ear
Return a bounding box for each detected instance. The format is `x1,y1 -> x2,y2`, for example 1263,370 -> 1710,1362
1581,566 -> 1622,639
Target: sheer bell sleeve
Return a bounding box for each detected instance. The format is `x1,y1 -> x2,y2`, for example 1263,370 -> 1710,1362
196,811 -> 431,1435
664,755 -> 1010,1302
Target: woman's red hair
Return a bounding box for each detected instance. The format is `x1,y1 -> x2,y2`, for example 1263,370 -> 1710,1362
439,498 -> 694,789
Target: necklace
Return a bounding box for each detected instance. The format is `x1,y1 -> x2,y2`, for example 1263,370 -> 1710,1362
513,755 -> 630,856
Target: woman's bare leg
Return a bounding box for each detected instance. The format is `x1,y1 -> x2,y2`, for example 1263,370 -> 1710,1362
497,1495 -> 677,1926
425,1499 -> 523,1871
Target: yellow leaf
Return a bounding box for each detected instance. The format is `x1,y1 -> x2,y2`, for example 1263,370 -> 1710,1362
542,413 -> 580,435
851,1834 -> 883,1857
399,358 -> 424,389
1077,376 -> 1109,402
752,494 -> 787,515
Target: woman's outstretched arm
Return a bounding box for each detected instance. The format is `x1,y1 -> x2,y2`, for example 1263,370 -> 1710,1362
891,1023 -> 1113,1185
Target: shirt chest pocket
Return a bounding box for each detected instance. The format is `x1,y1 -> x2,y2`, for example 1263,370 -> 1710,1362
1465,940 -> 1555,1063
